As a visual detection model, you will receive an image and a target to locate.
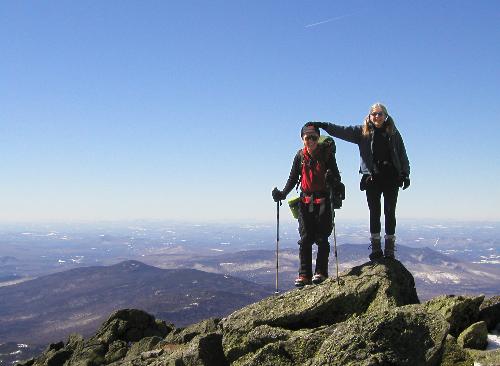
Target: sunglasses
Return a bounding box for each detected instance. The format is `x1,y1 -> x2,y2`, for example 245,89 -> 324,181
370,112 -> 385,117
304,135 -> 319,141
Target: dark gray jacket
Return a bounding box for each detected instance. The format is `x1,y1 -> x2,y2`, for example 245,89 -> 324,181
320,123 -> 410,177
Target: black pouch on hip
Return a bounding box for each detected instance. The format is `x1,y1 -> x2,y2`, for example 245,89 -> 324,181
360,174 -> 372,191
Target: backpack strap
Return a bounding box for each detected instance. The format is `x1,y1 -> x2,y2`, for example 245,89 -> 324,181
296,149 -> 304,191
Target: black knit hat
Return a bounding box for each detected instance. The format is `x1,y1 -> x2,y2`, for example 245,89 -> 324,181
301,123 -> 320,137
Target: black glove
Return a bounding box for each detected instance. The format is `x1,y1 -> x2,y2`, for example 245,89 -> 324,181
272,187 -> 286,202
309,121 -> 329,130
401,176 -> 410,190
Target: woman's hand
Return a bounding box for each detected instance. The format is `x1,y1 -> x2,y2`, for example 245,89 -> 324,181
400,176 -> 410,190
309,121 -> 329,130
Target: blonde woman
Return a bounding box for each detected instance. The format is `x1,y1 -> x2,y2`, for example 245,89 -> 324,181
312,103 -> 410,260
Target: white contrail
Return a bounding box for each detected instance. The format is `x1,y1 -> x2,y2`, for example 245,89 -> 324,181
305,14 -> 353,28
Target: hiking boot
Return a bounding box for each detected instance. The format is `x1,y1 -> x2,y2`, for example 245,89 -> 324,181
384,235 -> 396,259
312,273 -> 327,285
294,275 -> 312,287
369,234 -> 383,261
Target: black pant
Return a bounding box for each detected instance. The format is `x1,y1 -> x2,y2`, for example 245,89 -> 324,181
365,177 -> 399,235
297,199 -> 333,277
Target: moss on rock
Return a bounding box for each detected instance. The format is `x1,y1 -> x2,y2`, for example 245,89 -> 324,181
457,321 -> 488,350
439,334 -> 474,366
424,295 -> 484,337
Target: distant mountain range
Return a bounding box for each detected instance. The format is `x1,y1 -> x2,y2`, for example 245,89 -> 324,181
0,260 -> 273,346
141,244 -> 500,300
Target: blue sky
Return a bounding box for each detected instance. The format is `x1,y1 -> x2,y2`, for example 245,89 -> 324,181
1,0 -> 499,223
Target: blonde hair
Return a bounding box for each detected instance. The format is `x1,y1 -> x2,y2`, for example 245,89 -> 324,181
362,102 -> 395,137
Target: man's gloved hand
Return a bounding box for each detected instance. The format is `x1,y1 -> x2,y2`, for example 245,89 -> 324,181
272,187 -> 286,202
401,176 -> 410,190
309,121 -> 328,130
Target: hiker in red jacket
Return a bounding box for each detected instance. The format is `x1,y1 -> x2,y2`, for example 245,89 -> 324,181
272,123 -> 344,287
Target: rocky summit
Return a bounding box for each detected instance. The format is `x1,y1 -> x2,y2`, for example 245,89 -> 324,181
17,259 -> 500,366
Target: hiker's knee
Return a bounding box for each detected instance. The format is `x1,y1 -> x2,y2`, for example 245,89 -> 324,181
316,237 -> 330,249
298,238 -> 313,248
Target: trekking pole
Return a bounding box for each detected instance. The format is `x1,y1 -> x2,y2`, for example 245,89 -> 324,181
332,215 -> 340,285
329,184 -> 340,286
275,200 -> 282,294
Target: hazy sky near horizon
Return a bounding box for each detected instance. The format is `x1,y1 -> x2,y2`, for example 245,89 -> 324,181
1,1 -> 499,223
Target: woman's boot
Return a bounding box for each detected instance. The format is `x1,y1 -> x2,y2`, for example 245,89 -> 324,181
384,235 -> 396,259
369,233 -> 383,260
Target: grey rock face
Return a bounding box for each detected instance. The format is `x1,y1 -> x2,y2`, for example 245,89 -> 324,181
457,321 -> 489,350
103,340 -> 127,364
466,348 -> 500,366
479,295 -> 500,330
92,309 -> 173,344
164,318 -> 221,344
126,336 -> 163,359
439,335 -> 474,366
234,306 -> 449,366
424,295 -> 484,337
17,309 -> 174,366
221,259 -> 419,363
